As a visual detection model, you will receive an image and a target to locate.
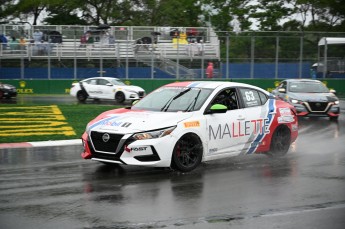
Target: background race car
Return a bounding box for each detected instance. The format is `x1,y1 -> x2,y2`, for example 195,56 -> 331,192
0,82 -> 17,99
81,81 -> 299,172
70,77 -> 145,103
272,79 -> 340,121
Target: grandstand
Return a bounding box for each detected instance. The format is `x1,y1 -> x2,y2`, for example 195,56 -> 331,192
0,25 -> 220,79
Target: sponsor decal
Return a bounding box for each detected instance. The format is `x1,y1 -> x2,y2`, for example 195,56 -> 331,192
184,121 -> 200,128
292,124 -> 298,132
209,148 -> 218,154
125,145 -> 148,152
89,91 -> 103,94
279,108 -> 291,116
17,81 -> 34,94
209,118 -> 270,140
278,116 -> 295,123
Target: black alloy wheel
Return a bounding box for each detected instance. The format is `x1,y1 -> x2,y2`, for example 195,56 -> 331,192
268,125 -> 291,157
171,133 -> 203,172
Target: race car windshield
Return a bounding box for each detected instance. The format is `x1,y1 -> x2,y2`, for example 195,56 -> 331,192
288,82 -> 330,93
132,87 -> 213,112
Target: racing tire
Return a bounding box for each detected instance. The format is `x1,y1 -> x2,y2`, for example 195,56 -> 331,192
171,133 -> 203,172
77,91 -> 88,102
115,92 -> 125,103
268,125 -> 291,157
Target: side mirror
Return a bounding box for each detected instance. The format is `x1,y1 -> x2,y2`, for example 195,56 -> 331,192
330,89 -> 336,94
208,104 -> 228,114
278,88 -> 286,93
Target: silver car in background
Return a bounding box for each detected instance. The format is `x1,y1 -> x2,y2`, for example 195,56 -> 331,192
272,79 -> 340,121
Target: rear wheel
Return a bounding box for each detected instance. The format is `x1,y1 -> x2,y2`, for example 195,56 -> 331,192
115,92 -> 125,103
268,125 -> 291,157
77,91 -> 88,102
171,133 -> 203,172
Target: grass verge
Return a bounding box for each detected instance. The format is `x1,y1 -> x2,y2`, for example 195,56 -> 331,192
0,104 -> 122,143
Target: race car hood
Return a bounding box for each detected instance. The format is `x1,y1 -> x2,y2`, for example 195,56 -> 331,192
121,85 -> 144,92
288,92 -> 338,102
88,110 -> 193,134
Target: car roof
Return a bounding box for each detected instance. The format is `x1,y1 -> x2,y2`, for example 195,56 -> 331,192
284,79 -> 322,83
165,81 -> 267,92
82,77 -> 120,81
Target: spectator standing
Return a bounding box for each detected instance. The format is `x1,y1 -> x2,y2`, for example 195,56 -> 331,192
197,40 -> 204,56
206,62 -> 214,78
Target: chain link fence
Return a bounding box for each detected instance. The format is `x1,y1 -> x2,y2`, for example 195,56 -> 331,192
1,24 -> 345,79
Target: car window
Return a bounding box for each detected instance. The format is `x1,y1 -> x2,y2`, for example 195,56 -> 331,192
210,88 -> 239,110
98,79 -> 110,86
85,79 -> 97,85
239,88 -> 263,108
109,78 -> 126,86
258,91 -> 268,104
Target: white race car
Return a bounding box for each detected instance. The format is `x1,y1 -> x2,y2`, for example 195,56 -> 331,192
81,81 -> 299,172
70,77 -> 145,103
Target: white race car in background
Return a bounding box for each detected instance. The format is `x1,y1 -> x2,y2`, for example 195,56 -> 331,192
70,77 -> 145,103
81,81 -> 299,172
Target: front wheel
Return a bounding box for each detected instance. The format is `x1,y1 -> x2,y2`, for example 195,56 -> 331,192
268,125 -> 291,157
171,133 -> 203,172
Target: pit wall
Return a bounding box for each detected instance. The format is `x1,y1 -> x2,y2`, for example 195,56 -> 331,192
1,79 -> 345,96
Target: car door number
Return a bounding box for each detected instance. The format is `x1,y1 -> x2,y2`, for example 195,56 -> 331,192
245,91 -> 255,101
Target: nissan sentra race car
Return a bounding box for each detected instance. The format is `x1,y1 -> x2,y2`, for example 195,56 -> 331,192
81,81 -> 298,172
272,79 -> 340,121
70,77 -> 145,103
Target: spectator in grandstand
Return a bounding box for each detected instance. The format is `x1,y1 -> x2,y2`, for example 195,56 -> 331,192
33,30 -> 43,43
100,31 -> 110,46
19,37 -> 26,53
0,34 -> 8,49
197,40 -> 204,56
108,35 -> 115,47
80,33 -> 88,48
19,37 -> 26,47
9,36 -> 19,51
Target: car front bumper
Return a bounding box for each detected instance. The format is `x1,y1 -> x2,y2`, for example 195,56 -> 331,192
81,131 -> 176,168
293,102 -> 340,117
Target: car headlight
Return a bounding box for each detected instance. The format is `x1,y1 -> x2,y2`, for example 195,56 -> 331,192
290,99 -> 299,104
132,126 -> 176,140
334,100 -> 339,105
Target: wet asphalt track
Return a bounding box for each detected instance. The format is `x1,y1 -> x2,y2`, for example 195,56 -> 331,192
0,97 -> 345,228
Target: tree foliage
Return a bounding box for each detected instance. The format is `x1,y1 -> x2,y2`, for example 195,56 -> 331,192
0,0 -> 344,32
